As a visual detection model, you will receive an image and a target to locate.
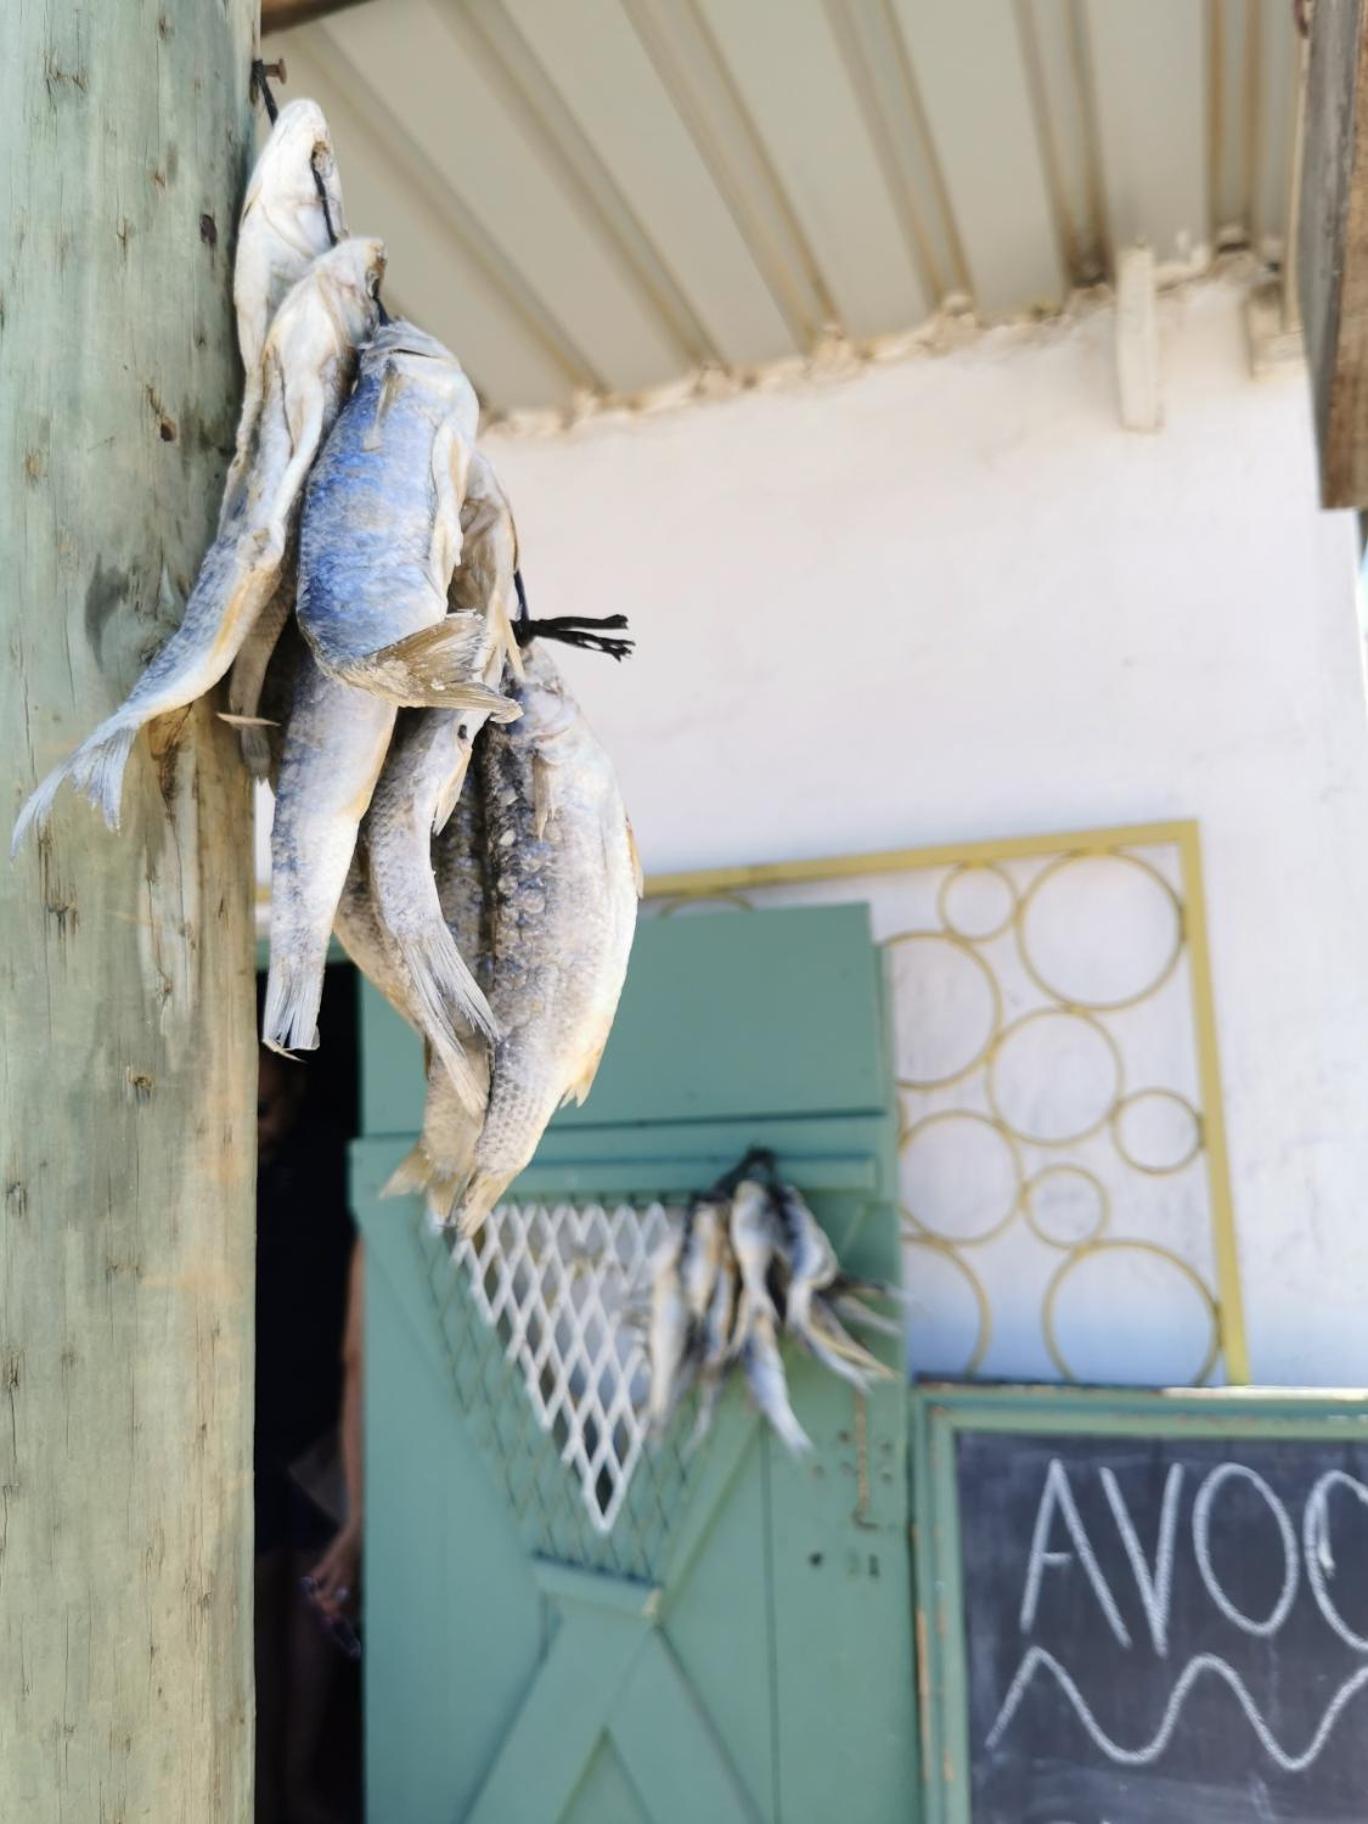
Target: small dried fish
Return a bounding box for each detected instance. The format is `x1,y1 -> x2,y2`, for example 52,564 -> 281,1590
449,645 -> 640,1239
13,237 -> 384,851
380,769 -> 490,1217
363,451 -> 523,1101
296,320 -> 515,713
689,1233 -> 738,1452
227,98 -> 346,512
647,1222 -> 689,1434
263,649 -> 395,1055
742,1307 -> 812,1457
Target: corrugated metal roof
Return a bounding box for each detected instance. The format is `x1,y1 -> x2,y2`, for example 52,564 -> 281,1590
264,0 -> 1303,417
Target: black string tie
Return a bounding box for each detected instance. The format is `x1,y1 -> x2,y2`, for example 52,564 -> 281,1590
514,613 -> 633,660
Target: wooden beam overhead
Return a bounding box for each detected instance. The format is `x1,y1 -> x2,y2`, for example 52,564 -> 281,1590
1299,0 -> 1368,507
262,0 -> 373,36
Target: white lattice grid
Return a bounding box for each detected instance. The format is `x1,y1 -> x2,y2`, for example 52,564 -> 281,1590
455,1199 -> 675,1534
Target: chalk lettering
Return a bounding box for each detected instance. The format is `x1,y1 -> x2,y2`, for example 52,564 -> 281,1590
1100,1463 -> 1183,1657
1304,1470 -> 1368,1653
1192,1463 -> 1297,1638
1020,1458 -> 1131,1647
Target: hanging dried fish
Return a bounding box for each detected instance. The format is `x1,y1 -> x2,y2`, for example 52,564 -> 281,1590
228,97 -> 346,507
13,236 -> 384,851
642,1160 -> 902,1458
296,320 -> 517,710
446,645 -> 640,1239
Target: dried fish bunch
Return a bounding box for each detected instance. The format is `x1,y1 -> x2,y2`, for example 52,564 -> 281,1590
14,81 -> 638,1222
645,1152 -> 902,1456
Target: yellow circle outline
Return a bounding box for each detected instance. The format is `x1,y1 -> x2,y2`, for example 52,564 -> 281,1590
936,862 -> 1018,943
657,892 -> 755,917
1015,850 -> 1185,1012
1111,1088 -> 1204,1176
900,1232 -> 993,1376
883,928 -> 1003,1091
1043,1239 -> 1220,1386
986,1006 -> 1125,1147
898,1110 -> 1024,1246
1022,1163 -> 1111,1251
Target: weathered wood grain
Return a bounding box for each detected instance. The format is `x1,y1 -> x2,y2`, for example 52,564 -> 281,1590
1298,0 -> 1368,506
1,3 -> 256,1818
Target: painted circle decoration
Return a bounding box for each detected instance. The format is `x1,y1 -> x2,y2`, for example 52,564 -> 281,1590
900,1110 -> 1022,1245
1022,1163 -> 1110,1250
1017,852 -> 1184,1010
1112,1088 -> 1203,1174
987,1008 -> 1123,1146
937,863 -> 1017,942
885,930 -> 1001,1089
1044,1240 -> 1219,1386
901,1235 -> 992,1377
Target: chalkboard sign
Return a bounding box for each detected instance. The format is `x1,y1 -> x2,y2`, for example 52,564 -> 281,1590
913,1386 -> 1368,1824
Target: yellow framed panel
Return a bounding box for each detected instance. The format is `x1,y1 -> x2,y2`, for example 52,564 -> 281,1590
645,819 -> 1250,1385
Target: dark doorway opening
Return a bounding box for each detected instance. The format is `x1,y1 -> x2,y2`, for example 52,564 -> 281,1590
254,960 -> 364,1824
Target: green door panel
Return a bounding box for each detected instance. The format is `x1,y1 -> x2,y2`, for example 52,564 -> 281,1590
355,901 -> 919,1822
360,903 -> 890,1138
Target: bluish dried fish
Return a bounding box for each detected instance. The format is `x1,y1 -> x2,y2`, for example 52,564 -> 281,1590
296,320 -> 516,711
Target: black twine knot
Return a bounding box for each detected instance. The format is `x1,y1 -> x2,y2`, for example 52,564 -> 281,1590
514,613 -> 633,660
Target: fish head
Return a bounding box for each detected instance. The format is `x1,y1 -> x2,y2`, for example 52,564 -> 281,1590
508,644 -> 582,743
315,235 -> 387,342
253,99 -> 341,215
358,321 -> 479,426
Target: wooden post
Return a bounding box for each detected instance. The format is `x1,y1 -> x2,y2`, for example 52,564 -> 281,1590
1,4 -> 256,1819
1299,0 -> 1368,506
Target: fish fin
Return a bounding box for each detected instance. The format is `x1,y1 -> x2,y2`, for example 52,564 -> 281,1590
262,954 -> 324,1055
562,1035 -> 610,1109
453,1168 -> 516,1241
531,753 -> 559,839
399,920 -> 496,1048
808,1301 -> 896,1382
13,719 -> 141,854
830,1292 -> 903,1338
335,619 -> 521,714
381,1142 -> 434,1200
431,742 -> 472,836
216,712 -> 276,779
363,362 -> 404,451
429,419 -> 473,588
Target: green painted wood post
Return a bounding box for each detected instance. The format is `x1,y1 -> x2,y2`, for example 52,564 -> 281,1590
1,6 -> 257,1818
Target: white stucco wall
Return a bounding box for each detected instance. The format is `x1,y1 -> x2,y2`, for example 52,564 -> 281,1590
478,275 -> 1368,1387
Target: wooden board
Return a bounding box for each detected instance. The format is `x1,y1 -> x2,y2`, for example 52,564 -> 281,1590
913,1384 -> 1368,1824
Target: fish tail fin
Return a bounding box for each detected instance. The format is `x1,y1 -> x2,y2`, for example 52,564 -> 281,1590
11,761 -> 70,857
401,918 -> 496,1050
336,619 -> 522,716
14,718 -> 141,852
262,953 -> 325,1056
70,723 -> 139,832
381,1141 -> 435,1201
217,712 -> 276,779
744,1346 -> 812,1456
381,1144 -> 464,1230
240,724 -> 274,779
830,1292 -> 903,1339
806,1303 -> 895,1383
453,1167 -> 515,1242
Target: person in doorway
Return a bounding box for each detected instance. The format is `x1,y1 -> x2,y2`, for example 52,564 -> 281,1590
255,1046 -> 363,1824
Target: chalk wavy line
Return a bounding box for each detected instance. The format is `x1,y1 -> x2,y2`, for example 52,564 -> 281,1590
987,1647 -> 1368,1773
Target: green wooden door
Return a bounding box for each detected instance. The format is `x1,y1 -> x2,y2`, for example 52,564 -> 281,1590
353,905 -> 919,1822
